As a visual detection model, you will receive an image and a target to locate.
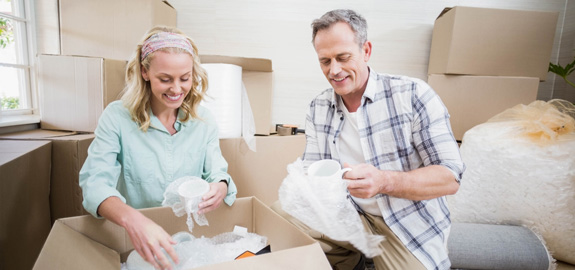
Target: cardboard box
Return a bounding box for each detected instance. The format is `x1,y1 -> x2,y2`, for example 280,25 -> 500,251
0,129 -> 95,223
428,6 -> 559,81
0,140 -> 52,270
220,135 -> 305,205
57,0 -> 176,60
201,55 -> 275,135
38,54 -> 126,132
33,197 -> 331,270
428,74 -> 539,141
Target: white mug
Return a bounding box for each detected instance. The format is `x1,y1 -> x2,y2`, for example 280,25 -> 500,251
307,159 -> 351,179
178,179 -> 210,213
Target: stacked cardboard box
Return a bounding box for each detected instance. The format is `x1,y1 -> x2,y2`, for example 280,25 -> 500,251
0,2 -> 178,269
427,6 -> 559,141
220,134 -> 306,206
0,130 -> 95,223
0,140 -> 51,270
37,0 -> 177,132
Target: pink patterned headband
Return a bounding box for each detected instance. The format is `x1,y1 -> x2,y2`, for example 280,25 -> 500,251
140,32 -> 194,61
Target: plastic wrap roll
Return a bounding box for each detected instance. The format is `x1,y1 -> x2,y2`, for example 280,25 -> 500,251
201,64 -> 243,139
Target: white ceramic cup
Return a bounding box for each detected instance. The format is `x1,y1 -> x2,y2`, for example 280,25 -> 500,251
307,159 -> 351,179
178,179 -> 210,213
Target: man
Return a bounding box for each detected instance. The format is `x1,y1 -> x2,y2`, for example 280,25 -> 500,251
273,9 -> 464,270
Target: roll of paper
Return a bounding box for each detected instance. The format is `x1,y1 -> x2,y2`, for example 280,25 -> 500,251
201,63 -> 256,151
201,64 -> 243,139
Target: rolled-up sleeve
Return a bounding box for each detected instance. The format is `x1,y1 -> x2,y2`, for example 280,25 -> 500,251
201,111 -> 237,206
79,104 -> 126,217
412,83 -> 465,182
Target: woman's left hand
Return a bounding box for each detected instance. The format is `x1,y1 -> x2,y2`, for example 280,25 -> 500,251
197,181 -> 228,214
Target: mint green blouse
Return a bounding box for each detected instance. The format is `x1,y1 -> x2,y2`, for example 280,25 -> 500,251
80,100 -> 237,217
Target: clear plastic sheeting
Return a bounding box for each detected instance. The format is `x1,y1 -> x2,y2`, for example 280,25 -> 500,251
122,231 -> 268,270
449,99 -> 575,265
278,158 -> 385,258
486,99 -> 575,144
162,176 -> 209,232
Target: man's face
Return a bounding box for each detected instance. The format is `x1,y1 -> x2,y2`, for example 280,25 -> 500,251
314,22 -> 371,98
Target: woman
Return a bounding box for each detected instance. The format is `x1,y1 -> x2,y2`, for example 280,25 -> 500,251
79,26 -> 237,270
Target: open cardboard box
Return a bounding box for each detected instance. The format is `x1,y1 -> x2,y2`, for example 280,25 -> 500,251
33,197 -> 330,269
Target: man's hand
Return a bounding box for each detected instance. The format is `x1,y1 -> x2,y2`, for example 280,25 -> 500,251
343,163 -> 459,201
343,163 -> 392,198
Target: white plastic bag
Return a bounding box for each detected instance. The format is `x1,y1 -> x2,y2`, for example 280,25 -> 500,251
449,99 -> 575,265
162,176 -> 209,232
278,158 -> 385,258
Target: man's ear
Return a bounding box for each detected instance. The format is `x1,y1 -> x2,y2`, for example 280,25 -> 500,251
363,41 -> 372,62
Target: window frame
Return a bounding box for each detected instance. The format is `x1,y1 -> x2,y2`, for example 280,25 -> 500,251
0,0 -> 39,127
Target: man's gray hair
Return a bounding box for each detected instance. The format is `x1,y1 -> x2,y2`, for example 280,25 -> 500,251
311,9 -> 368,47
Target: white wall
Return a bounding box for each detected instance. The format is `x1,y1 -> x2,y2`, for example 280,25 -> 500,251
170,1 -> 572,128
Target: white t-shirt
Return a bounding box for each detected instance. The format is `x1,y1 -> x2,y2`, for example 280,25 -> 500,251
339,101 -> 382,216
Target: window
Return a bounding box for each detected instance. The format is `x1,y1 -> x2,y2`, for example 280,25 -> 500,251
0,0 -> 38,126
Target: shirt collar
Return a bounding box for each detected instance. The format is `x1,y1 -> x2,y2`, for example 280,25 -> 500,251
149,108 -> 187,133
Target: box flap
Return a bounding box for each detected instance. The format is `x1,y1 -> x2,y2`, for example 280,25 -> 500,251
161,0 -> 174,9
33,221 -> 120,270
0,140 -> 51,165
59,214 -> 133,253
436,7 -> 453,19
0,129 -> 77,140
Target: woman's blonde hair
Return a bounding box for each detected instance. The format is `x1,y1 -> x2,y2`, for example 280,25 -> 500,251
120,25 -> 208,131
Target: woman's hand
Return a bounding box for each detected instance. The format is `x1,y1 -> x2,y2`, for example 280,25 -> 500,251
123,211 -> 178,270
97,197 -> 178,270
197,181 -> 228,214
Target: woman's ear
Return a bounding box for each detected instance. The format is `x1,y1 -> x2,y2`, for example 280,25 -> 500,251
141,65 -> 149,81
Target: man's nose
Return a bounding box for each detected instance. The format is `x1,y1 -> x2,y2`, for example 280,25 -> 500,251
330,61 -> 342,76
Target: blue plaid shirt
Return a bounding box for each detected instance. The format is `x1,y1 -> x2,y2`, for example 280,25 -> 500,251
303,69 -> 464,270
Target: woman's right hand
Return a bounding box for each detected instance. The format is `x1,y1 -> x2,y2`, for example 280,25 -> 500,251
97,197 -> 179,269
123,211 -> 179,269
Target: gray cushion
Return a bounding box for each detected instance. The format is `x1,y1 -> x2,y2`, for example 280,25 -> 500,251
448,223 -> 550,270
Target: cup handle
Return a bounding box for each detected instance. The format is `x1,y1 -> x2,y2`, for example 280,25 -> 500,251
339,167 -> 352,179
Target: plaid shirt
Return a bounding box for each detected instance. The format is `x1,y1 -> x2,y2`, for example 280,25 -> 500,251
303,69 -> 465,270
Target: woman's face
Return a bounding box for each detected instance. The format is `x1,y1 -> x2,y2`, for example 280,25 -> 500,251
141,50 -> 194,113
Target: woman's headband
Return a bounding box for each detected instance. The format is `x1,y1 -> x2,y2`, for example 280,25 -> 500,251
140,32 -> 194,61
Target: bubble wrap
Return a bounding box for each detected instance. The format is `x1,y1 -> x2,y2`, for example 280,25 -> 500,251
449,121 -> 575,265
278,158 -> 385,258
162,176 -> 209,232
122,231 -> 267,270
